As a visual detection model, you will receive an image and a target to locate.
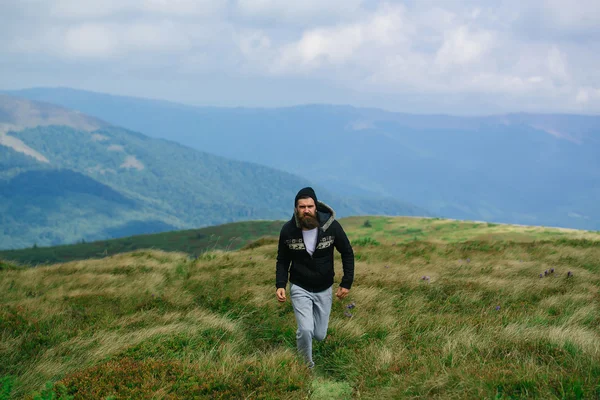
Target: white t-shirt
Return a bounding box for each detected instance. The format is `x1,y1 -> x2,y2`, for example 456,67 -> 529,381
302,228 -> 318,256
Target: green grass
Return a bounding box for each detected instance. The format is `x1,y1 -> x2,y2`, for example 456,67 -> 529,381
342,216 -> 600,245
4,216 -> 599,267
1,217 -> 600,398
351,237 -> 381,247
0,220 -> 284,266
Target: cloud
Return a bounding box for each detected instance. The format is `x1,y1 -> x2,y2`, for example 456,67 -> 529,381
234,0 -> 365,26
513,0 -> 600,41
50,0 -> 224,18
547,46 -> 569,81
263,4 -> 500,93
142,0 -> 226,17
271,4 -> 411,74
28,21 -> 194,59
63,24 -> 118,58
122,21 -> 193,52
50,0 -> 134,18
276,25 -> 363,71
537,0 -> 600,34
0,0 -> 598,114
10,19 -> 198,60
435,26 -> 494,67
236,29 -> 273,63
576,87 -> 600,104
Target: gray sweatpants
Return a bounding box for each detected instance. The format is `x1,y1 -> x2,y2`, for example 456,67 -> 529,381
290,283 -> 333,368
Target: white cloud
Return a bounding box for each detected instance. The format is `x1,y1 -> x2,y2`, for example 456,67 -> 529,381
227,1 -> 599,114
124,21 -> 192,52
272,4 -> 411,73
277,26 -> 363,70
235,0 -> 365,25
467,73 -> 538,94
576,89 -> 590,104
0,0 -> 599,113
540,0 -> 600,34
237,30 -> 272,60
64,23 -> 118,58
435,26 -> 494,67
547,46 -> 569,81
50,0 -> 134,18
61,21 -> 193,58
575,87 -> 600,104
50,0 -> 224,18
142,0 -> 225,17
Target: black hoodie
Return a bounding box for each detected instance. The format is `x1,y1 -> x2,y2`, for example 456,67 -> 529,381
276,201 -> 354,293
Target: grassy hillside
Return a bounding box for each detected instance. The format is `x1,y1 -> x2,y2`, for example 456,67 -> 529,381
0,220 -> 285,265
3,216 -> 598,266
1,217 -> 600,399
0,122 -> 313,249
1,94 -> 429,249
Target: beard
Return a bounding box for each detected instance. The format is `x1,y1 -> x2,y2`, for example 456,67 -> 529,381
297,210 -> 320,229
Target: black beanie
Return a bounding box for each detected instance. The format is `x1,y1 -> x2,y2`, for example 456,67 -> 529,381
295,187 -> 318,207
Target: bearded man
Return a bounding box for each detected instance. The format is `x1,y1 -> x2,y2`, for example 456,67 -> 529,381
275,187 -> 355,369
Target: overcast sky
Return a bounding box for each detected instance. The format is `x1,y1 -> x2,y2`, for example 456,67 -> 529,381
1,0 -> 599,115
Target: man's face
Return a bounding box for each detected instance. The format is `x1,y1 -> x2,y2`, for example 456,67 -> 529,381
296,198 -> 319,229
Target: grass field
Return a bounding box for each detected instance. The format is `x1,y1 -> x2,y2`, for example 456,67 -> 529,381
1,216 -> 600,399
2,216 -> 597,266
0,220 -> 285,266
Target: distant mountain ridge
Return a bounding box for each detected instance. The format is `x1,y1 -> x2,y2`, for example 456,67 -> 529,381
6,87 -> 598,231
5,87 -> 598,143
0,94 -> 429,249
0,93 -> 108,131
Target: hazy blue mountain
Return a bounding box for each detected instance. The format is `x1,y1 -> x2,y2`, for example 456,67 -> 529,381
0,94 -> 428,249
8,87 -> 598,230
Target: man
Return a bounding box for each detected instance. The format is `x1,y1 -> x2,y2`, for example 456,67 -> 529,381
276,187 -> 355,369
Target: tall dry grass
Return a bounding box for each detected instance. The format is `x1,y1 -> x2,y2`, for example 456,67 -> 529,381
1,217 -> 599,398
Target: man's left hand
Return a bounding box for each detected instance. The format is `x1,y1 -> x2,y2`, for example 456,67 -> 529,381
336,287 -> 349,300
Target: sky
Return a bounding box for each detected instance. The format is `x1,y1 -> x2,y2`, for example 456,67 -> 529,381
1,0 -> 599,115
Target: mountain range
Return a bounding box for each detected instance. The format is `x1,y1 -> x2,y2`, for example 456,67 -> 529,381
0,94 -> 427,249
6,87 -> 599,231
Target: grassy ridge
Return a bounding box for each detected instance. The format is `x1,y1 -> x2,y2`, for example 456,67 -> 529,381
0,220 -> 285,266
3,216 -> 598,266
1,217 -> 600,398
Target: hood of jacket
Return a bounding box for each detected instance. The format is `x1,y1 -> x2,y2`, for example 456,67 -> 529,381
293,200 -> 336,231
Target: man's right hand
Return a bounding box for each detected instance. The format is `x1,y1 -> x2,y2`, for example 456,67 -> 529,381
276,288 -> 287,302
